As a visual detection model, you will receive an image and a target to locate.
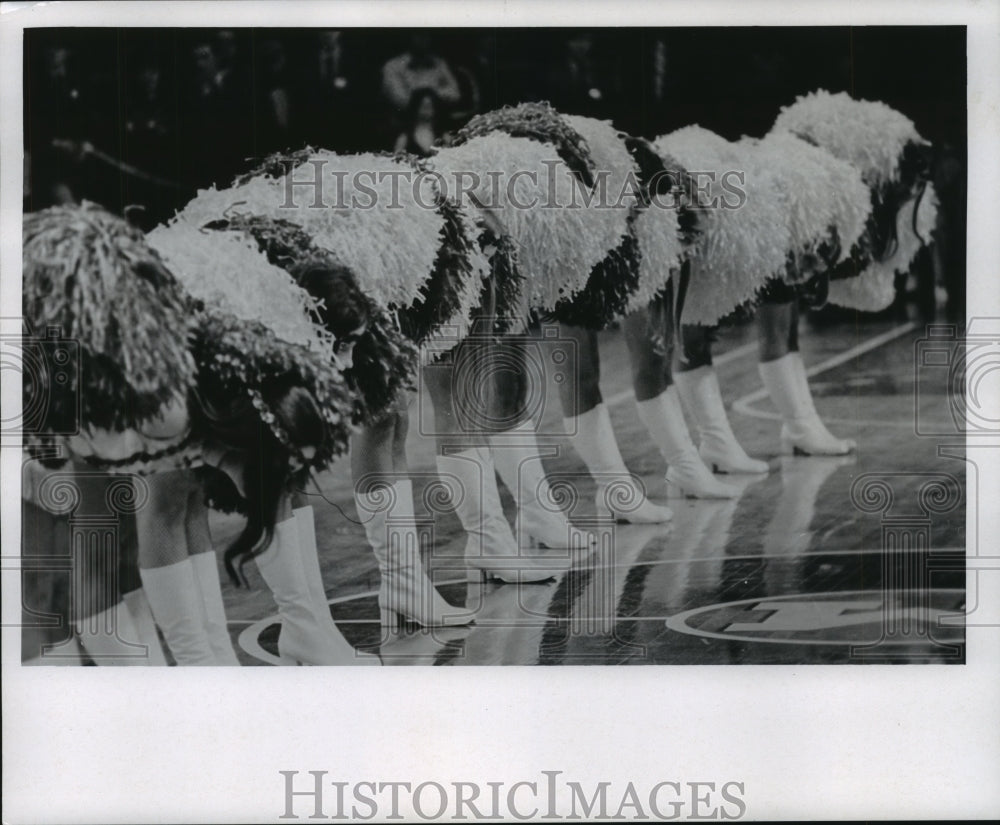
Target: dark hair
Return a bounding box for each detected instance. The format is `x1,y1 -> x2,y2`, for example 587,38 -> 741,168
293,260 -> 371,340
195,381 -> 327,585
868,140 -> 934,262
404,87 -> 445,134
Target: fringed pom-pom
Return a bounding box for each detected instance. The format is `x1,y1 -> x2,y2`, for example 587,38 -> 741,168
626,137 -> 691,314
190,309 -> 354,472
146,219 -> 335,359
654,127 -> 791,325
753,131 -> 872,266
22,202 -> 197,434
431,133 -> 630,314
772,89 -> 926,187
405,193 -> 491,360
179,152 -> 445,310
454,101 -> 596,186
548,115 -> 647,327
827,183 -> 938,311
346,303 -> 420,424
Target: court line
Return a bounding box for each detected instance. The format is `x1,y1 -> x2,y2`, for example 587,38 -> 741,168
731,321 -> 918,423
603,340 -> 758,409
235,545 -> 964,628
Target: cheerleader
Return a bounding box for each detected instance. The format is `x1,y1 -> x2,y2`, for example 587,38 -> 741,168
22,204 -> 218,665
759,90 -> 937,454
147,217 -> 380,663
435,103 -> 739,519
171,152 -> 489,628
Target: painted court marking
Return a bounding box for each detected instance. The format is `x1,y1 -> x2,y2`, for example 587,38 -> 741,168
732,321 -> 918,424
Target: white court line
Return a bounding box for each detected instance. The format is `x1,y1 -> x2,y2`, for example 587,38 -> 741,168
732,321 -> 918,423
604,340 -> 759,408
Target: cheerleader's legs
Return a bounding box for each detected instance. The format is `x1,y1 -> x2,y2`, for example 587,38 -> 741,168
136,470 -> 225,665
424,342 -> 574,582
252,492 -> 379,665
351,400 -> 474,628
674,325 -> 769,474
623,302 -> 739,500
184,488 -> 240,665
756,299 -> 856,456
473,331 -> 595,557
64,471 -> 166,665
557,322 -> 675,522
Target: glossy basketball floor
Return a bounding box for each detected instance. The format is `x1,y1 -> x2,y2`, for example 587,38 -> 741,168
226,314 -> 966,666
21,314 -> 968,665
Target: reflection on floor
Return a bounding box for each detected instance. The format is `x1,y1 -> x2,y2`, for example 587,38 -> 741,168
21,321 -> 968,665
236,321 -> 967,666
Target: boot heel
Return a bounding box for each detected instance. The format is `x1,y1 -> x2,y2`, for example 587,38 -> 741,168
379,606 -> 404,631
665,480 -> 690,499
466,567 -> 491,585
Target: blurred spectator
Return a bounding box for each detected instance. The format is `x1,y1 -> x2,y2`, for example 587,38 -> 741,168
254,38 -> 293,153
25,42 -> 91,207
545,33 -> 614,118
177,33 -> 254,187
449,33 -> 498,126
120,45 -> 182,227
393,88 -> 450,156
933,140 -> 967,324
293,30 -> 372,152
381,33 -> 460,117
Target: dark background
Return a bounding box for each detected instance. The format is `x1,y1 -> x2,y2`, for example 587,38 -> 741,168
24,26 -> 966,225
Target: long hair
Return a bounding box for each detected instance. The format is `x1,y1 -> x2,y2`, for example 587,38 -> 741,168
195,380 -> 328,585
868,140 -> 934,263
293,259 -> 372,340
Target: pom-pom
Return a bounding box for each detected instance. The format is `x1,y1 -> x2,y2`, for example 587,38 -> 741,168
752,131 -> 871,267
772,89 -> 926,187
146,219 -> 335,358
190,309 -> 354,472
454,101 -> 596,186
828,184 -> 938,311
431,133 -> 629,314
22,203 -> 196,434
654,127 -> 791,324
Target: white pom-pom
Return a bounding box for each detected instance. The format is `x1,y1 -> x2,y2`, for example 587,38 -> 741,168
147,220 -> 335,357
827,184 -> 938,311
655,126 -> 791,324
772,89 -> 926,186
432,133 -> 630,312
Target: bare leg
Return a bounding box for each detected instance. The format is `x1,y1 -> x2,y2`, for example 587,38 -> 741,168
673,323 -> 769,474
756,297 -> 855,455
353,397 -> 473,628
558,316 -> 674,522
629,295 -> 739,499
136,470 -> 217,664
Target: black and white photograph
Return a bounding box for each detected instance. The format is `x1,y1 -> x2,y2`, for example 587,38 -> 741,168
2,0 -> 998,821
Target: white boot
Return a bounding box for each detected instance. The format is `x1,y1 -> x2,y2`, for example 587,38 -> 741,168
121,588 -> 168,665
634,387 -> 739,499
74,599 -> 161,665
564,405 -> 673,523
489,421 -> 598,553
758,353 -> 856,456
437,447 -> 568,584
140,558 -> 218,665
673,366 -> 770,474
189,551 -> 240,665
293,505 -> 333,621
357,480 -> 475,629
256,515 -> 378,665
291,504 -> 380,661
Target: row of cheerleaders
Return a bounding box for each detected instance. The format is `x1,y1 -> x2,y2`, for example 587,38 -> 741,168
21,90 -> 937,665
